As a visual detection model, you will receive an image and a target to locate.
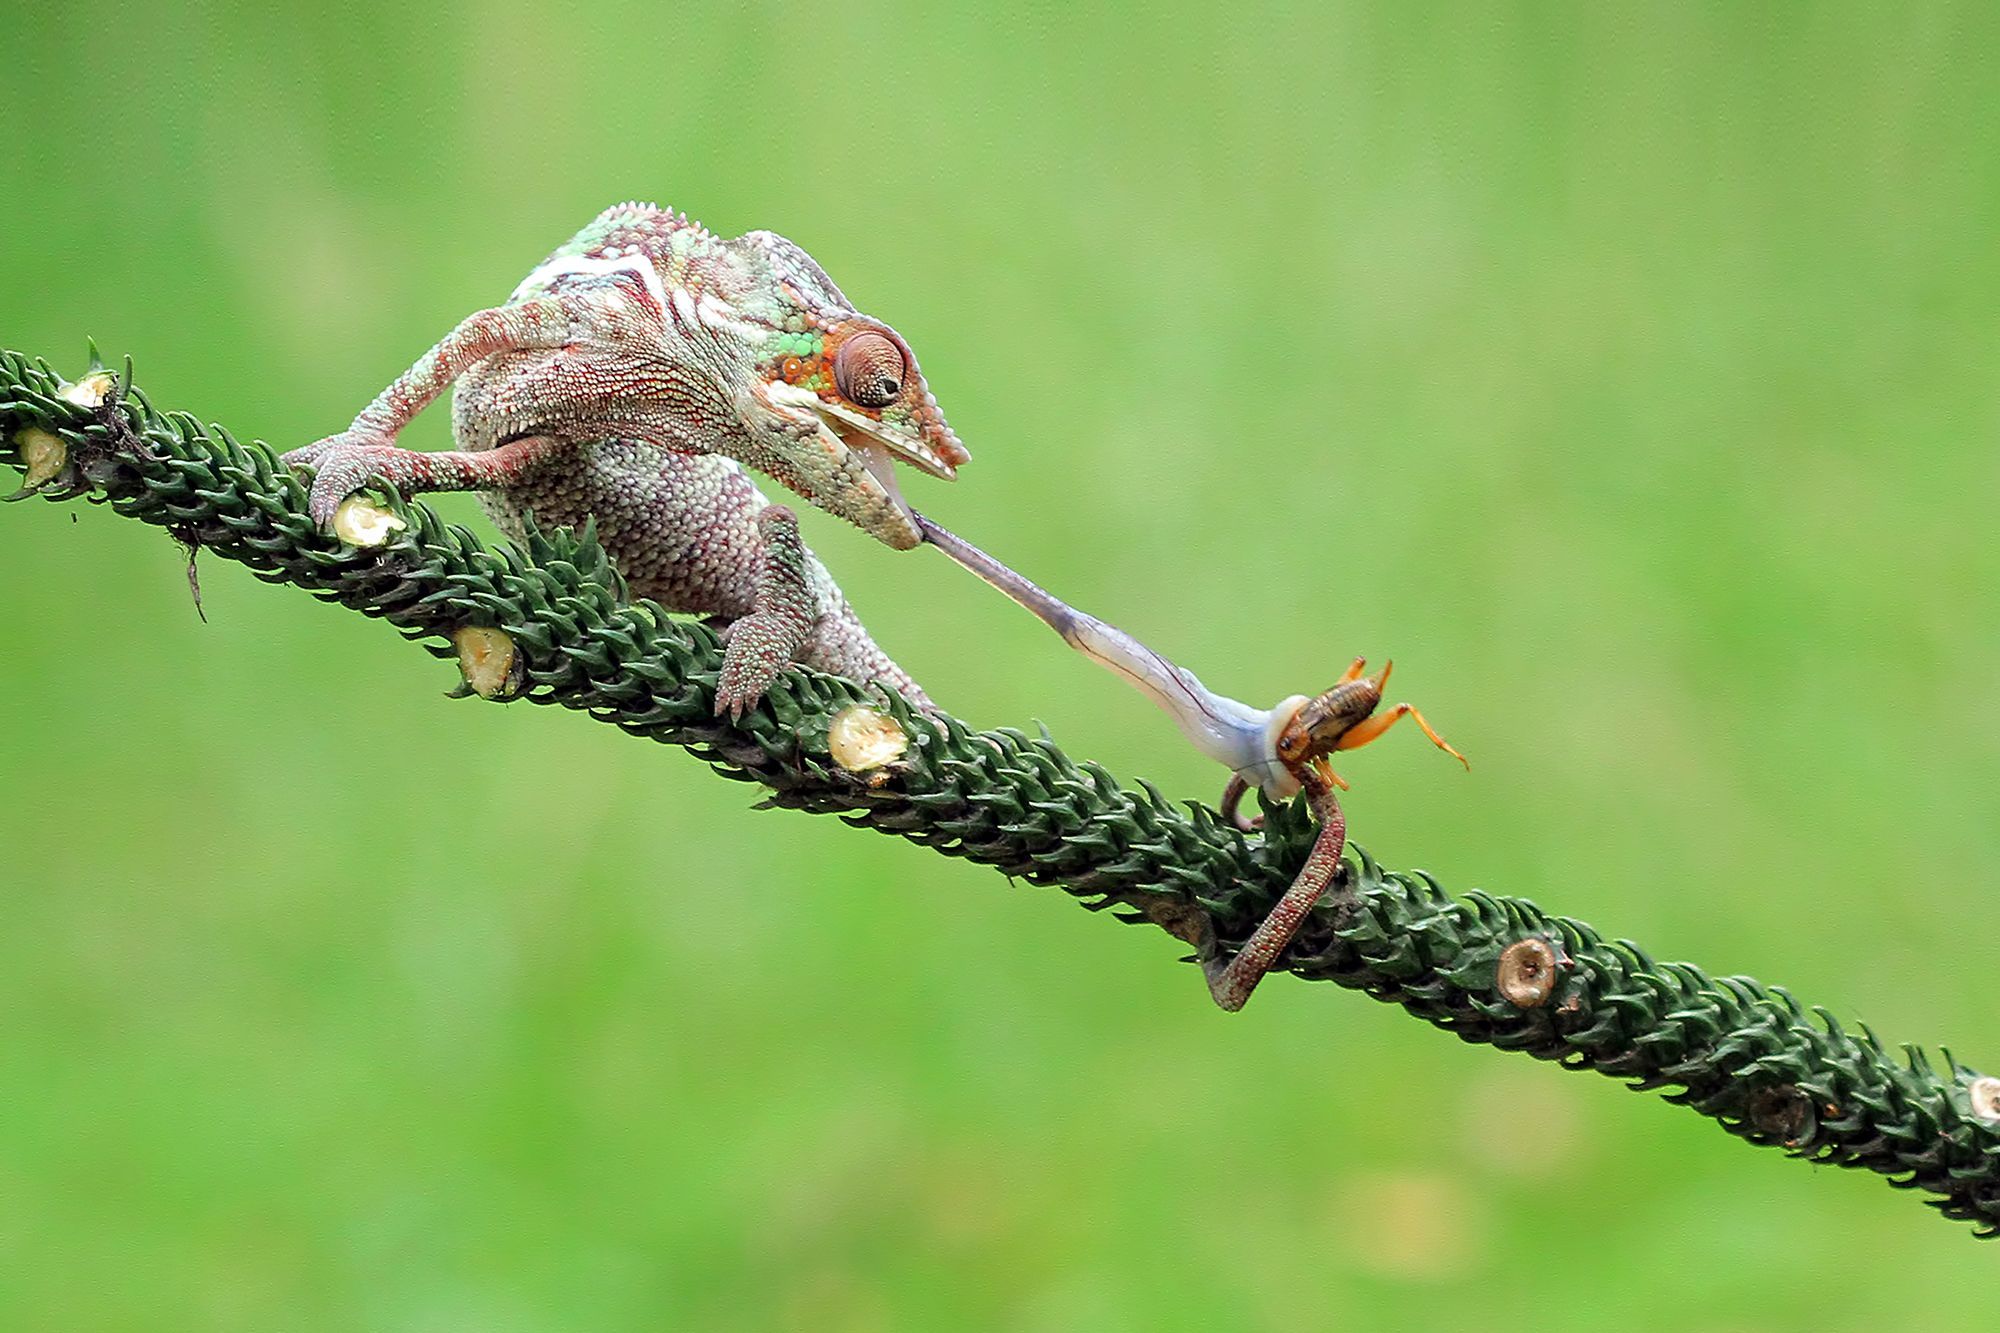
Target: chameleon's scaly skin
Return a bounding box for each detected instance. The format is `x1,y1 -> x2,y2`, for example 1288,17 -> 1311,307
284,201 -> 971,711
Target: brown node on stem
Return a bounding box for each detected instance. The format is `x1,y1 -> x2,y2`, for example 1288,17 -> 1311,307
1747,1083 -> 1817,1146
1496,937 -> 1559,1008
1138,894 -> 1218,955
15,427 -> 68,491
453,626 -> 524,700
332,496 -> 407,548
828,705 -> 908,780
58,370 -> 116,409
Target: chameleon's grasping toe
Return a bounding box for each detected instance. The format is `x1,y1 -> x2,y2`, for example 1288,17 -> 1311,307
284,201 -> 971,711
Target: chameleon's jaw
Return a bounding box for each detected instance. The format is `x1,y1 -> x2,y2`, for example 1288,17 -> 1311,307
832,428 -> 928,550
847,435 -> 915,525
762,381 -> 959,481
758,380 -> 958,549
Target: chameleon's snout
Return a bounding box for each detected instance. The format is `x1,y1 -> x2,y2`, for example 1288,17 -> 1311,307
813,394 -> 961,483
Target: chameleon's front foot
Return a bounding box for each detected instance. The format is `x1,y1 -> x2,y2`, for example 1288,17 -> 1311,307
281,431 -> 561,529
713,505 -> 817,720
281,431 -> 410,526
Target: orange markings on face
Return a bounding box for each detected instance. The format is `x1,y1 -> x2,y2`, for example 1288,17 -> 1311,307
778,354 -> 836,396
818,323 -> 914,418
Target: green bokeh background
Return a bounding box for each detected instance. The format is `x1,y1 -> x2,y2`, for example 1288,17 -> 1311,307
5,3 -> 1998,1327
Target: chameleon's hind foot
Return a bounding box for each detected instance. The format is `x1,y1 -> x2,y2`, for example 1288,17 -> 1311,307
714,505 -> 817,720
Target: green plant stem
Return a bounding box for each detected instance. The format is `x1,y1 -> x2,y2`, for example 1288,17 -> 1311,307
4,348 -> 1995,1235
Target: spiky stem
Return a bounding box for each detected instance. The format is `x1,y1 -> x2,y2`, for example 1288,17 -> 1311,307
3,348 -> 1996,1235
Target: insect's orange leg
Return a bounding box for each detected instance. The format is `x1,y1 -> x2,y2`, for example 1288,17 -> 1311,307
1335,655 -> 1369,685
1333,702 -> 1469,768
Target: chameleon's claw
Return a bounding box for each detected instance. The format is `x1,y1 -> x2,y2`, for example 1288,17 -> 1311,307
282,432 -> 402,527
713,621 -> 792,720
278,437 -> 339,471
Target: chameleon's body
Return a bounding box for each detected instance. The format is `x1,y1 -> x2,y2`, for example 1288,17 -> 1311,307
464,437 -> 919,702
287,201 -> 969,712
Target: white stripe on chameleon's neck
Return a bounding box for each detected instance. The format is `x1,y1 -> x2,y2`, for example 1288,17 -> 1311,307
696,292 -> 766,342
514,254 -> 671,320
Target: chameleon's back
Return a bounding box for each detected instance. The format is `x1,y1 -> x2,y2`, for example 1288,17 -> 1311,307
544,200 -> 702,266
528,201 -> 786,316
528,202 -> 861,338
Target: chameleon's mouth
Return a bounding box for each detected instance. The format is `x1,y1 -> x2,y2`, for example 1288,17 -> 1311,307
819,403 -> 959,533
814,397 -> 960,482
848,437 -> 914,524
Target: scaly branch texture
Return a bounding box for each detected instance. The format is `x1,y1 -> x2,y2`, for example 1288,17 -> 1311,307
3,348 -> 1996,1235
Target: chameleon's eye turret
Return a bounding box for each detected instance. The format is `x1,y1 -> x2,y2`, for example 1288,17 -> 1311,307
834,332 -> 905,408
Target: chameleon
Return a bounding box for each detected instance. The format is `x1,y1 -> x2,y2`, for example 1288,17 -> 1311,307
283,200 -> 969,715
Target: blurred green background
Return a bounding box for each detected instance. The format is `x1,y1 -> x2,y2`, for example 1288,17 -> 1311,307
4,3 -> 1999,1327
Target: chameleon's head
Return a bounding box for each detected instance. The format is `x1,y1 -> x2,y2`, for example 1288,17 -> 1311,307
749,320 -> 968,550
730,231 -> 970,550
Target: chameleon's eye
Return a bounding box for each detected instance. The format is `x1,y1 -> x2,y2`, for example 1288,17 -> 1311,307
834,332 -> 905,408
